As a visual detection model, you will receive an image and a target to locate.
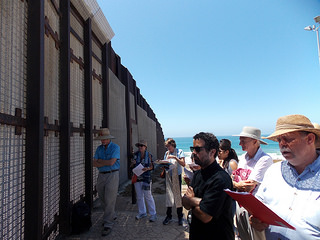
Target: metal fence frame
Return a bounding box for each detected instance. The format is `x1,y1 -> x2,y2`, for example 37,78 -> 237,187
0,0 -> 165,239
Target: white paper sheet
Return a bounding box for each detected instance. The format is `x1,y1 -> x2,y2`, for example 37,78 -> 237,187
188,163 -> 199,168
184,167 -> 194,181
132,163 -> 144,176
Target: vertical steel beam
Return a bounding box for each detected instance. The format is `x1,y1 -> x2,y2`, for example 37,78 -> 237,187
122,67 -> 132,177
102,43 -> 109,127
59,0 -> 71,235
25,0 -> 45,239
121,67 -> 136,204
84,18 -> 93,207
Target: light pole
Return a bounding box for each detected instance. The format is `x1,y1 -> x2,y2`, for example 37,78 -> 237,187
304,16 -> 320,65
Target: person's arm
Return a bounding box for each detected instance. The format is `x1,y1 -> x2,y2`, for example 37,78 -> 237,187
248,155 -> 273,183
249,215 -> 269,232
93,158 -> 100,167
142,154 -> 154,171
93,158 -> 117,167
233,179 -> 258,192
167,155 -> 185,167
93,149 -> 101,167
176,156 -> 185,167
182,186 -> 213,223
229,160 -> 238,171
182,186 -> 197,210
93,144 -> 120,167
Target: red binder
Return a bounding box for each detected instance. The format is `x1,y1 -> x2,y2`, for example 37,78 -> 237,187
224,189 -> 295,230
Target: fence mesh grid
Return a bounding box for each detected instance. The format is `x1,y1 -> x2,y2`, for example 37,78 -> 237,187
43,132 -> 60,238
70,133 -> 85,202
0,126 -> 26,240
41,1 -> 61,238
70,12 -> 84,43
92,55 -> 103,196
44,1 -> 60,122
0,0 -> 27,239
70,10 -> 86,203
92,40 -> 102,61
0,0 -> 27,117
70,62 -> 85,127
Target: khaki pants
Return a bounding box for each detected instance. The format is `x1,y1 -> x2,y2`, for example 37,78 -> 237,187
236,202 -> 266,240
96,171 -> 119,228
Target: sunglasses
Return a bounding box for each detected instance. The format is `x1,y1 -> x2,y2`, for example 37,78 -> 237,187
137,144 -> 145,147
190,146 -> 205,153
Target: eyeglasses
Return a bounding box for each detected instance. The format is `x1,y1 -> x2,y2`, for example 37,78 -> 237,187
190,146 -> 205,153
239,138 -> 253,145
138,144 -> 145,147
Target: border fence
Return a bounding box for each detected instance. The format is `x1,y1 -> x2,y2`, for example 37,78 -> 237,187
0,0 -> 166,239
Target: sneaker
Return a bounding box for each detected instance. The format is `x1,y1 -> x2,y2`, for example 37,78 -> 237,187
149,214 -> 157,222
178,217 -> 183,226
162,216 -> 172,225
135,213 -> 147,220
101,227 -> 111,236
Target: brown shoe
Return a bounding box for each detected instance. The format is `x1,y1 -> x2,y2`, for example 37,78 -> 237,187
101,227 -> 111,236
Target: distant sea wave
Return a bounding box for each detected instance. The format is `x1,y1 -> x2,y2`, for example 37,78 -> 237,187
172,136 -> 284,164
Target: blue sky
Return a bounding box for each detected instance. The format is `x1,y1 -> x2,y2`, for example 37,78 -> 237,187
96,0 -> 320,137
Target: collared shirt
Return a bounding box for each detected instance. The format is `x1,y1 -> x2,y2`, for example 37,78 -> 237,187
189,161 -> 234,240
94,141 -> 120,172
255,152 -> 320,239
238,147 -> 273,195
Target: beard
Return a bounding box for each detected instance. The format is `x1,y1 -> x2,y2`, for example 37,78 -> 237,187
194,155 -> 201,166
194,154 -> 210,168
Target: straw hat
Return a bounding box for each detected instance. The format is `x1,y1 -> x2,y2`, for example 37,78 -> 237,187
313,123 -> 320,129
312,122 -> 320,149
234,126 -> 268,145
95,128 -> 115,140
135,140 -> 147,148
263,115 -> 320,142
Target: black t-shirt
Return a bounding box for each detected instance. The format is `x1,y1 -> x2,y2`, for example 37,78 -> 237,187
189,161 -> 234,240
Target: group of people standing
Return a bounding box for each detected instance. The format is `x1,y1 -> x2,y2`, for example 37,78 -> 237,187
92,131 -> 188,237
131,138 -> 187,226
92,114 -> 320,239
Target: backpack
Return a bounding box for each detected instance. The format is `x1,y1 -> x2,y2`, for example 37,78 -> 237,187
71,200 -> 92,234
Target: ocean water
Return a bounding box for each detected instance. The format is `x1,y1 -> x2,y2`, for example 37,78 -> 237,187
172,136 -> 284,163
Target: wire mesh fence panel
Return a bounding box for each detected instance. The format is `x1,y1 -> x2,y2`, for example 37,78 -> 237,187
44,0 -> 60,123
70,12 -> 84,46
43,132 -> 60,239
42,1 -> 61,237
0,126 -> 26,240
92,39 -> 102,61
92,55 -> 103,198
0,0 -> 28,239
70,133 -> 86,202
70,41 -> 85,128
0,0 -> 27,117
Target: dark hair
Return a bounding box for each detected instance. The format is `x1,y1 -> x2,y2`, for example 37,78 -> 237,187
193,132 -> 219,158
219,139 -> 239,169
165,138 -> 176,148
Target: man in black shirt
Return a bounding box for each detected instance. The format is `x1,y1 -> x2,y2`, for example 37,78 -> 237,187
182,132 -> 234,240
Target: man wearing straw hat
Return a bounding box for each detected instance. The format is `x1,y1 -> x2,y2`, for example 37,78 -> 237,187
250,114 -> 320,239
233,126 -> 273,240
93,128 -> 120,236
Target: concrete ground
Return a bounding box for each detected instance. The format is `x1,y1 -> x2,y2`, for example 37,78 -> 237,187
64,169 -> 190,240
